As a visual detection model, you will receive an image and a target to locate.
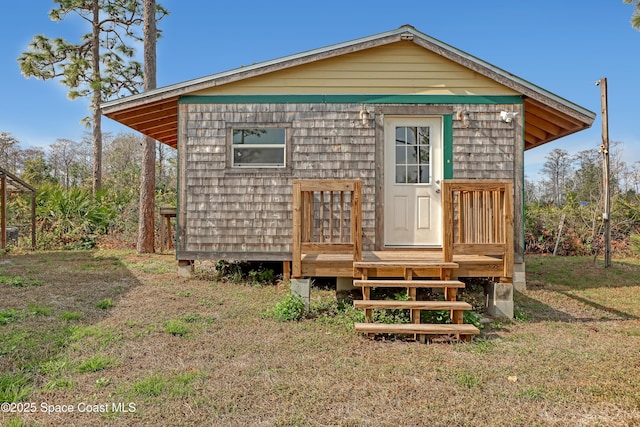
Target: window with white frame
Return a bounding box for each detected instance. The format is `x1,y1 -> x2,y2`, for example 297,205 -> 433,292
231,128 -> 286,168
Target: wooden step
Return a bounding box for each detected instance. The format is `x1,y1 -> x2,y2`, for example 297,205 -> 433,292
353,300 -> 472,310
353,279 -> 465,289
354,322 -> 480,336
354,261 -> 459,270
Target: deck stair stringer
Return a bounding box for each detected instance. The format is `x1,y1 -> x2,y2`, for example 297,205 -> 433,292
352,260 -> 480,342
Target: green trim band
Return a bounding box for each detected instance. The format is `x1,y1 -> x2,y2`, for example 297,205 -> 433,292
179,94 -> 523,105
443,114 -> 453,180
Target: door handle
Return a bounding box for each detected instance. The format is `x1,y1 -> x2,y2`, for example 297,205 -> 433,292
435,189 -> 441,193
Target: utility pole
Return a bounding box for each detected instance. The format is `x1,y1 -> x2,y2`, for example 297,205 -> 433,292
597,77 -> 611,268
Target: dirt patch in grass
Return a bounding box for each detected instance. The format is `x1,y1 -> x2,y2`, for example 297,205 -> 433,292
1,251 -> 640,426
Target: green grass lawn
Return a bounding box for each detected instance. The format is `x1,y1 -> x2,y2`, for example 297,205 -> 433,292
1,251 -> 639,426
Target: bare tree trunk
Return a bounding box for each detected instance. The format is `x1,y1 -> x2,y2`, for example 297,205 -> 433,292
138,135 -> 155,253
157,143 -> 165,187
137,0 -> 157,254
91,0 -> 102,193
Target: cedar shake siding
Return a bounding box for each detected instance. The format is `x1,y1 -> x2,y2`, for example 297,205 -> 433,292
177,101 -> 523,261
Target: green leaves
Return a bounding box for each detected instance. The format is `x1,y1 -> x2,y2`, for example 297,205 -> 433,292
272,293 -> 306,322
17,0 -> 169,102
35,183 -> 118,248
623,0 -> 640,30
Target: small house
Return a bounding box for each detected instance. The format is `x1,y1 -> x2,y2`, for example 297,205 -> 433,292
102,25 -> 595,337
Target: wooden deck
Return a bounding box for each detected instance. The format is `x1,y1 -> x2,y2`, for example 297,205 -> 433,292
292,178 -> 513,281
300,250 -> 504,278
290,178 -> 512,340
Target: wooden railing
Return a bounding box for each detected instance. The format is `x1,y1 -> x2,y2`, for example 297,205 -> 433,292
292,179 -> 362,278
442,179 -> 514,278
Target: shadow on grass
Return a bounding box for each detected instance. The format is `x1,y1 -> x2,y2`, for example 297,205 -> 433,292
516,255 -> 640,323
514,290 -> 639,323
0,250 -> 144,403
525,255 -> 640,290
555,290 -> 638,320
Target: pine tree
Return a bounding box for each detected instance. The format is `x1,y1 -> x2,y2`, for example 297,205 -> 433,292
137,0 -> 158,254
18,0 -> 167,194
623,0 -> 640,29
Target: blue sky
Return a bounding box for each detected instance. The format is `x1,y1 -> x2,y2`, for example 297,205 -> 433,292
1,1 -> 638,181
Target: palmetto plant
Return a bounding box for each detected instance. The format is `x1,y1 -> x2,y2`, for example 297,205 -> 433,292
36,183 -> 115,246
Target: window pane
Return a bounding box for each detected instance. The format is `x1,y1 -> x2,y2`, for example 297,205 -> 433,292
407,146 -> 418,164
418,127 -> 430,145
395,127 -> 406,145
234,147 -> 285,166
395,146 -> 406,164
407,166 -> 419,184
233,128 -> 285,145
396,166 -> 406,184
419,146 -> 430,164
419,165 -> 430,183
406,127 -> 416,144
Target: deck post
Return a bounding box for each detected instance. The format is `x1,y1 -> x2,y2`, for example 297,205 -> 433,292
292,181 -> 302,278
503,181 -> 514,279
352,180 -> 362,263
442,181 -> 454,264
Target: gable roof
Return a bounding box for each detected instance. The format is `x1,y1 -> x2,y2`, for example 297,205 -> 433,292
101,25 -> 595,150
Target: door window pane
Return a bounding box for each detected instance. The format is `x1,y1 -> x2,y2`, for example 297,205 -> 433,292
395,166 -> 406,184
407,166 -> 419,184
394,126 -> 431,184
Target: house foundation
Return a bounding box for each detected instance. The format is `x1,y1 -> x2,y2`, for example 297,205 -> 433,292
177,260 -> 194,278
486,282 -> 514,319
336,276 -> 358,299
513,262 -> 526,291
291,278 -> 311,311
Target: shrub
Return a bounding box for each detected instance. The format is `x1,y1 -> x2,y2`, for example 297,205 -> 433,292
213,261 -> 279,285
272,293 -> 306,322
248,268 -> 275,286
420,302 -> 483,328
373,291 -> 411,324
309,297 -> 365,327
34,183 -> 118,249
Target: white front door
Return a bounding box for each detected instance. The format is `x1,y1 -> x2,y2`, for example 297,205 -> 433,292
384,117 -> 443,247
